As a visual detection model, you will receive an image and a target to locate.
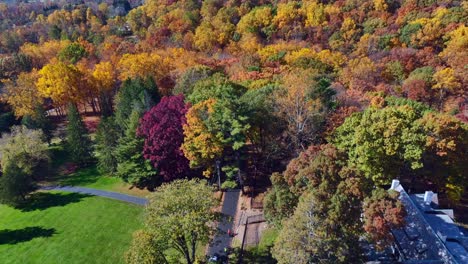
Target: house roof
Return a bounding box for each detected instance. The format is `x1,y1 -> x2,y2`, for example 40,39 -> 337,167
390,180 -> 468,264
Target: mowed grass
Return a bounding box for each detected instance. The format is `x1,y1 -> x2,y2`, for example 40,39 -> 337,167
47,144 -> 150,197
0,191 -> 143,264
57,165 -> 150,197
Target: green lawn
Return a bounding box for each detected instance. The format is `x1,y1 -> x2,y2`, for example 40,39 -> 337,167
0,191 -> 143,264
47,143 -> 150,197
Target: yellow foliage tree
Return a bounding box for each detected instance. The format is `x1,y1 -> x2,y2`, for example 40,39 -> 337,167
92,61 -> 117,92
440,25 -> 468,86
273,2 -> 302,28
302,0 -> 327,27
433,67 -> 461,92
20,40 -> 71,68
373,0 -> 388,12
432,67 -> 461,108
181,99 -> 224,177
236,6 -> 273,35
118,52 -> 166,81
2,70 -> 43,117
275,69 -> 324,150
36,60 -> 84,105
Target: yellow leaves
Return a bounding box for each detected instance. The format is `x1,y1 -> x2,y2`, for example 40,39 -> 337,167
303,0 -> 327,27
194,21 -> 216,51
284,48 -> 345,70
194,7 -> 236,51
47,9 -> 73,26
182,99 -> 223,176
236,6 -> 273,35
408,8 -> 449,46
446,182 -> 463,202
118,52 -> 164,81
316,50 -> 346,69
442,24 -> 468,51
273,2 -> 301,28
257,42 -> 301,63
93,61 -> 116,92
432,67 -> 461,91
341,17 -> 358,42
20,40 -> 71,68
284,48 -> 315,64
340,57 -> 377,90
237,33 -> 262,54
2,70 -> 43,117
373,0 -> 388,12
36,59 -> 83,105
439,25 -> 468,86
419,112 -> 465,157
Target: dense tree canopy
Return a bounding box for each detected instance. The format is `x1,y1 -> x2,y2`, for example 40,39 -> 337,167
0,0 -> 466,261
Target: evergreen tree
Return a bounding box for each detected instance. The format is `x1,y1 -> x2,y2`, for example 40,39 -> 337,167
114,76 -> 160,131
66,104 -> 92,165
115,109 -> 157,189
0,162 -> 33,205
95,117 -> 119,174
21,105 -> 54,143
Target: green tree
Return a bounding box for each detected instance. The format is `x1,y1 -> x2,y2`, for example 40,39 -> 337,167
272,186 -> 363,264
173,65 -> 214,96
21,105 -> 54,143
115,110 -> 157,189
0,126 -> 50,205
183,74 -> 250,179
66,103 -> 92,165
0,162 -> 32,205
58,42 -> 87,64
125,230 -> 169,264
264,172 -> 298,227
142,179 -> 218,264
114,77 -> 160,131
333,103 -> 426,185
95,117 -> 119,174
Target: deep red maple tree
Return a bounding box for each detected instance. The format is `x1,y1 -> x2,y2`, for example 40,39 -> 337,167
138,95 -> 190,181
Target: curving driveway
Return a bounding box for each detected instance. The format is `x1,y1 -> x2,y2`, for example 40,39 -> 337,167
40,186 -> 148,206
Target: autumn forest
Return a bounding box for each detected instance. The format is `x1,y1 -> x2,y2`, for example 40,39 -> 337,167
0,0 -> 467,263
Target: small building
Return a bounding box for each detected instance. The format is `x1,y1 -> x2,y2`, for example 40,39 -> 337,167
389,180 -> 468,264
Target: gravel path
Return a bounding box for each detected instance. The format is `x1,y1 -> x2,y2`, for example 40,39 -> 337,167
40,186 -> 148,206
207,189 -> 241,257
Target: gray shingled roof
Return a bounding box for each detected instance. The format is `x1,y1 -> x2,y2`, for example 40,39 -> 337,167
390,180 -> 468,264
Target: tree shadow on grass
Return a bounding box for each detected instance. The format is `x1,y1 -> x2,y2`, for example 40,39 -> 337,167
56,165 -> 101,187
0,227 -> 56,245
16,192 -> 91,212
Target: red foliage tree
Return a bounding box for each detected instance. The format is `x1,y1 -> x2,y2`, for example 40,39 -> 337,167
138,95 -> 190,181
363,188 -> 406,250
402,79 -> 432,102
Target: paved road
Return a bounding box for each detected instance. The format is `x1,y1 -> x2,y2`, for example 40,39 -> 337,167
207,189 -> 241,257
40,186 -> 148,206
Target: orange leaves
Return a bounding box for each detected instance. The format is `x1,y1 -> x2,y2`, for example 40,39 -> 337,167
2,70 -> 42,117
